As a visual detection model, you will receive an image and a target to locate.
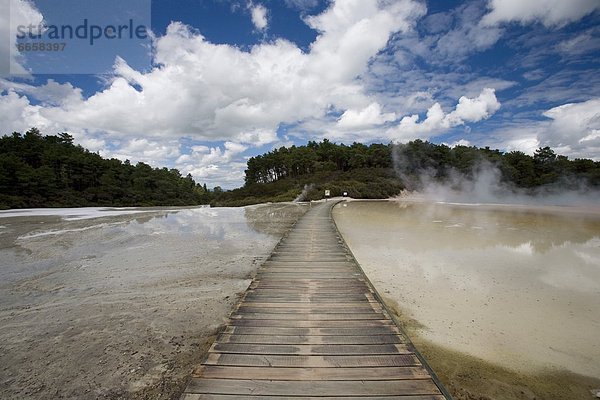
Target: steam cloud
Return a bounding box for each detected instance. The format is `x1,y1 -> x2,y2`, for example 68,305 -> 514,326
392,147 -> 600,207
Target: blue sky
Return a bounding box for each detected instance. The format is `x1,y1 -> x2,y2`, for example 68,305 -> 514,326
1,0 -> 599,188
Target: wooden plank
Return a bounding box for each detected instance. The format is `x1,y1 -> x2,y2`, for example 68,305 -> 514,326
195,365 -> 431,380
209,343 -> 409,355
217,334 -> 402,345
242,297 -> 375,303
228,319 -> 395,327
230,313 -> 386,321
236,302 -> 379,309
236,306 -> 383,314
185,378 -> 441,396
223,326 -> 402,336
251,278 -> 366,283
258,268 -> 358,273
250,284 -> 370,290
182,395 -> 446,400
204,353 -> 422,367
244,291 -> 370,295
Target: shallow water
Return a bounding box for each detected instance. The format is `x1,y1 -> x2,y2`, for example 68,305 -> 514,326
0,204 -> 307,399
333,201 -> 600,379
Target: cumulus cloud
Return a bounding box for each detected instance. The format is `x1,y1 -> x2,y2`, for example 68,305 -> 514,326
387,88 -> 501,141
174,141 -> 250,187
540,98 -> 600,159
249,2 -> 268,30
0,78 -> 83,106
445,88 -> 501,126
0,0 -> 44,75
1,0 -> 426,145
475,99 -> 600,160
482,0 -> 600,28
0,90 -> 51,132
337,102 -> 396,129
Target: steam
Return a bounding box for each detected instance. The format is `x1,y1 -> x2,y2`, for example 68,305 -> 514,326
393,148 -> 600,207
294,184 -> 314,202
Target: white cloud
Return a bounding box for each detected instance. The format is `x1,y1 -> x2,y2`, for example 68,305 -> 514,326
174,143 -> 250,188
482,0 -> 600,28
1,0 -> 426,147
0,89 -> 52,132
473,99 -> 600,160
387,2 -> 503,66
386,88 -> 501,142
555,29 -> 600,56
0,78 -> 83,106
249,3 -> 268,31
540,98 -> 600,159
1,0 -> 44,75
445,88 -> 501,126
447,139 -> 472,148
337,102 -> 396,129
505,136 -> 540,155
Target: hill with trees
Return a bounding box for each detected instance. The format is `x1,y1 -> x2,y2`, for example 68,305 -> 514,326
2,129 -> 599,209
0,128 -> 212,209
213,139 -> 600,206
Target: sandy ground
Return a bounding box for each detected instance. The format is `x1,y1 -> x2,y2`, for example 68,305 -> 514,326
333,200 -> 600,400
0,203 -> 308,399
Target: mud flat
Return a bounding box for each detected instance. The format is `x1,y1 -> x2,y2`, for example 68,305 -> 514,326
333,200 -> 600,400
0,203 -> 308,399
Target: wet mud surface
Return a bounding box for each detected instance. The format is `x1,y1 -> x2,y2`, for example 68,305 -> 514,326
0,203 -> 308,399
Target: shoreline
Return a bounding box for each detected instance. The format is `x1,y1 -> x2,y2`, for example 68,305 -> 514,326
383,295 -> 600,400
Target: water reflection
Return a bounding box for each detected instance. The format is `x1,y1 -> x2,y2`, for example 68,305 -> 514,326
347,201 -> 600,254
333,200 -> 600,377
0,205 -> 305,287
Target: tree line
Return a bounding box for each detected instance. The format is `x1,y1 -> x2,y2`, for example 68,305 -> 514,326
232,139 -> 600,205
2,129 -> 599,209
392,140 -> 600,190
0,128 -> 213,209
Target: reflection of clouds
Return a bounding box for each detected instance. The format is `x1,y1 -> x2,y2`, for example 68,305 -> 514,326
539,240 -> 600,293
336,200 -> 600,296
17,222 -> 127,240
540,268 -> 600,293
7,206 -> 269,263
575,248 -> 600,266
336,201 -> 600,377
244,203 -> 308,236
122,208 -> 258,242
0,207 -> 149,221
337,201 -> 600,255
500,241 -> 534,256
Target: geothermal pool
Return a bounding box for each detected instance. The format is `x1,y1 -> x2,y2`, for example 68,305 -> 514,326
0,204 -> 307,399
333,200 -> 600,396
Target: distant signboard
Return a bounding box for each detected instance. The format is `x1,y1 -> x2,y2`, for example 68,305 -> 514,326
324,190 -> 330,197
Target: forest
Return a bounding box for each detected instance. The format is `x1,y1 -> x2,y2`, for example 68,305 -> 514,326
216,139 -> 600,205
2,129 -> 599,209
0,128 -> 211,209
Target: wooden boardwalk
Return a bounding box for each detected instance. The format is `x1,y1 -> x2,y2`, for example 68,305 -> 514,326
181,201 -> 449,399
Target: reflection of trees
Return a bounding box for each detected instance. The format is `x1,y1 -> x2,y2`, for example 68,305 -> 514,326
244,203 -> 309,236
